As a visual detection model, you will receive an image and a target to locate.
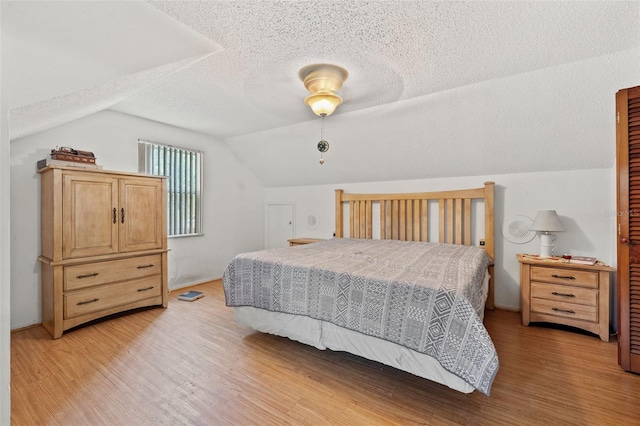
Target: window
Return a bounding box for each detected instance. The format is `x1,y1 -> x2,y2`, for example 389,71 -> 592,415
138,139 -> 203,237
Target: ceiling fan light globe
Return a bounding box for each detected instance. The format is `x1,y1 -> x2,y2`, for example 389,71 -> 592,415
304,93 -> 342,116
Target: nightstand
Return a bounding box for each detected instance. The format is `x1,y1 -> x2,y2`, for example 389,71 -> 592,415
288,238 -> 326,247
517,254 -> 614,342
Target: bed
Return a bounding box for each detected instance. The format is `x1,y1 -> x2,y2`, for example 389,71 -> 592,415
223,182 -> 498,395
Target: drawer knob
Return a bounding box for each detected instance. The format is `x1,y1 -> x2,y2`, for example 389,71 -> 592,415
551,274 -> 576,280
77,298 -> 99,306
136,264 -> 154,269
137,286 -> 154,292
77,272 -> 99,279
551,291 -> 575,298
552,307 -> 575,314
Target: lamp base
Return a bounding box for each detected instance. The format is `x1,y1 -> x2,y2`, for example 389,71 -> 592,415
538,233 -> 556,258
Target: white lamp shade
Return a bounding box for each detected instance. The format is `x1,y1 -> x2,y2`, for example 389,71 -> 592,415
530,210 -> 565,232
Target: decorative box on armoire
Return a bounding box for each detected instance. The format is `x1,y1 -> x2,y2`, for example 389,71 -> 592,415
38,165 -> 169,339
616,85 -> 640,373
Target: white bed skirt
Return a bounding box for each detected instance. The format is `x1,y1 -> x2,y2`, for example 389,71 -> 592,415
234,306 -> 475,394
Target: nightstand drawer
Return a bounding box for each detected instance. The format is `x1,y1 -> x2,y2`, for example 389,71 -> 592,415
531,282 -> 597,307
531,298 -> 597,322
530,266 -> 598,289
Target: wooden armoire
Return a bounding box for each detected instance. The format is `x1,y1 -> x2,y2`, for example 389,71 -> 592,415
616,85 -> 640,373
38,165 -> 169,339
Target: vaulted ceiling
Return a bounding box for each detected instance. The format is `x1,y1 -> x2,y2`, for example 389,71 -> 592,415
4,1 -> 640,186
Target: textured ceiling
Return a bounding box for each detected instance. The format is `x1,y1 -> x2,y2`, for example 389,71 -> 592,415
4,0 -> 220,139
111,0 -> 640,138
5,1 -> 640,186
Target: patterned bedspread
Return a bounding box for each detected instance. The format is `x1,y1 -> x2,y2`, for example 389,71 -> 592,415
222,238 -> 499,395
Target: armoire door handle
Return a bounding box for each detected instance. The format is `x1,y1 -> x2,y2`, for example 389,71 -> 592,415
113,208 -> 117,224
121,208 -> 125,224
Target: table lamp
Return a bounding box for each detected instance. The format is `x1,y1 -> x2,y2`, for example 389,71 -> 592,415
530,210 -> 565,257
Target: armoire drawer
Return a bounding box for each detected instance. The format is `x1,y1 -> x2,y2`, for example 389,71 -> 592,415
64,275 -> 162,319
64,254 -> 162,291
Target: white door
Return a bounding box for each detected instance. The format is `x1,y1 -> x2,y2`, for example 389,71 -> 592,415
267,203 -> 294,249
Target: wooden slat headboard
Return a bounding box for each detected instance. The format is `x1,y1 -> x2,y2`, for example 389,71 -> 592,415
334,181 -> 495,310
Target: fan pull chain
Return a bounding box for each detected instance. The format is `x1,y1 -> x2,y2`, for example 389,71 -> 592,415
318,116 -> 329,165
320,117 -> 325,165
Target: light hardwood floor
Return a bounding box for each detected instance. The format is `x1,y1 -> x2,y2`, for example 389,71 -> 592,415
11,280 -> 640,425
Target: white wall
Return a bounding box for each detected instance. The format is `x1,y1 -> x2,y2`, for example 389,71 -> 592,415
0,2 -> 12,421
265,168 -> 615,311
9,110 -> 264,329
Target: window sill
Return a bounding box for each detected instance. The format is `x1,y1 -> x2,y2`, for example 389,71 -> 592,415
168,233 -> 205,239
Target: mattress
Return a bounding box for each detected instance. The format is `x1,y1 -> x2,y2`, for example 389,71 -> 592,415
233,303 -> 480,394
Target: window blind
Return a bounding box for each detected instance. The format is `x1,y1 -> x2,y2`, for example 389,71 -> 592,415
138,140 -> 203,236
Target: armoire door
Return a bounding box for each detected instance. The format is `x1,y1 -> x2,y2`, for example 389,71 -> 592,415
616,85 -> 640,374
119,177 -> 165,253
62,172 -> 119,259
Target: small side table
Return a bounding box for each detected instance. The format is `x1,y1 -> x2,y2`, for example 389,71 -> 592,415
288,238 -> 326,247
517,254 -> 614,342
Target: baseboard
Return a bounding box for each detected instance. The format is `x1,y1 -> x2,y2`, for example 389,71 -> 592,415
11,323 -> 43,333
494,305 -> 520,313
169,277 -> 222,293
